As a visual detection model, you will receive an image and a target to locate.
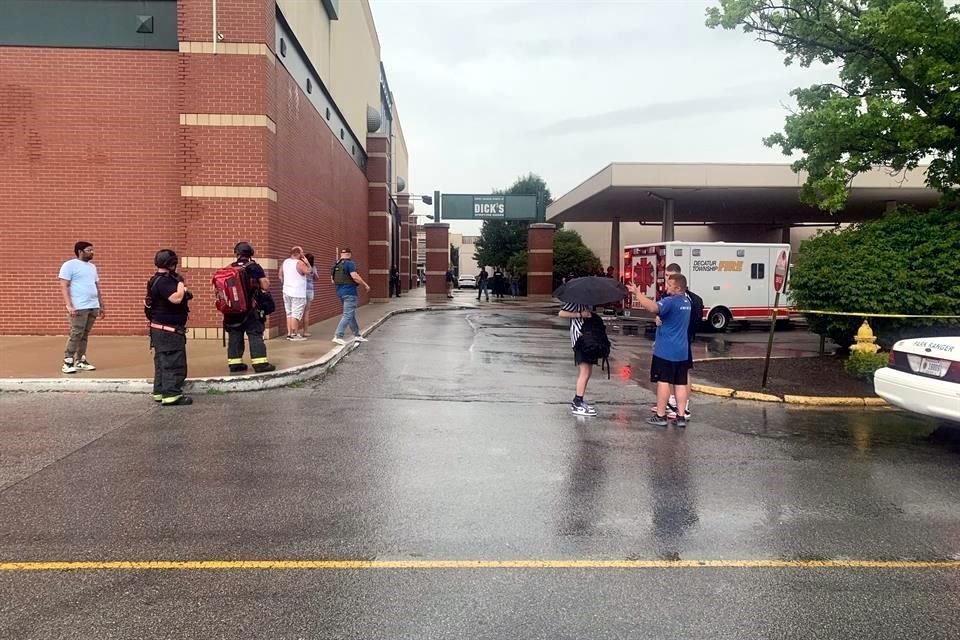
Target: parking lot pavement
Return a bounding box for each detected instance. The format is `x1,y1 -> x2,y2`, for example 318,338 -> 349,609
2,309 -> 959,639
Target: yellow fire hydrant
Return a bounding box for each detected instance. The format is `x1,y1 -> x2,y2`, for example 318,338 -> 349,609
850,320 -> 880,354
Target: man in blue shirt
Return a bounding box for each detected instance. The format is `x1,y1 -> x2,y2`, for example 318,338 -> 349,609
58,241 -> 105,374
628,274 -> 692,427
330,248 -> 371,346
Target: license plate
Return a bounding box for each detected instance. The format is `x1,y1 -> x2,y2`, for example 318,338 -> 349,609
919,357 -> 947,378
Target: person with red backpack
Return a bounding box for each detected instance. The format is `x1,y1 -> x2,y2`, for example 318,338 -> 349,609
220,242 -> 276,374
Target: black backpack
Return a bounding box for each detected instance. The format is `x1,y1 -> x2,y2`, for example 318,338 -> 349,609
575,314 -> 612,378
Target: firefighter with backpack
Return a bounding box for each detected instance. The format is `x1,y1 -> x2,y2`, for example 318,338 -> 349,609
215,242 -> 276,374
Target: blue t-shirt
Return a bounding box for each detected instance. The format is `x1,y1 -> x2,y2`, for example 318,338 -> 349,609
58,259 -> 100,309
335,259 -> 358,297
654,294 -> 691,362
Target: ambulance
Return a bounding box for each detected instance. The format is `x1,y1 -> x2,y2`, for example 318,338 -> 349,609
623,242 -> 793,331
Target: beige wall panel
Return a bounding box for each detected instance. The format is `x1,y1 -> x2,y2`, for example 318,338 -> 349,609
330,0 -> 381,151
277,0 -> 332,81
392,105 -> 409,193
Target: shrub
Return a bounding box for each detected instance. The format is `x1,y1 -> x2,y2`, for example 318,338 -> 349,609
844,351 -> 889,382
789,208 -> 960,348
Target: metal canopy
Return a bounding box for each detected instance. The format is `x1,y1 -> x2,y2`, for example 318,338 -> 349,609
547,163 -> 939,225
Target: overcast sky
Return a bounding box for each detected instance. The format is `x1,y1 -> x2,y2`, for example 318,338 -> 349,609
369,0 -> 837,234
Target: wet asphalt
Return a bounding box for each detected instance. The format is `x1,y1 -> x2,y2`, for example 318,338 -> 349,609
2,308 -> 960,639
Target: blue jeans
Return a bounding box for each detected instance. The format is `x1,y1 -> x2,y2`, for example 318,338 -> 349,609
335,294 -> 360,338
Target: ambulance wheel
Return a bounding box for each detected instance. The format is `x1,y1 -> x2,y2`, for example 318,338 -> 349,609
708,308 -> 732,332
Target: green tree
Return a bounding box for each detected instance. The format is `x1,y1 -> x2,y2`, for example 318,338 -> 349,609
788,207 -> 960,347
450,244 -> 459,276
552,229 -> 602,288
474,173 -> 553,267
707,1 -> 960,211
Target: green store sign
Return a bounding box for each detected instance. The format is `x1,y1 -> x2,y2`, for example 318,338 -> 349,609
440,194 -> 541,221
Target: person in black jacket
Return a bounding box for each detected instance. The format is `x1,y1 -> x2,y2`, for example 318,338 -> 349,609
147,249 -> 193,406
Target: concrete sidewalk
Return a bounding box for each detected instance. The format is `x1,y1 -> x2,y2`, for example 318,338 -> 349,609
0,288 -> 545,393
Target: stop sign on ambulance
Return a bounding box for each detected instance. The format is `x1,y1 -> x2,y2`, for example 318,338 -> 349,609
774,250 -> 789,293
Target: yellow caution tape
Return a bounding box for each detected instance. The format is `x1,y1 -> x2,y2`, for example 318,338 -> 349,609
790,309 -> 960,320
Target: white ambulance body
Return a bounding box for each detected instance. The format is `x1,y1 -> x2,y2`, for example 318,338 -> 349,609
622,241 -> 792,331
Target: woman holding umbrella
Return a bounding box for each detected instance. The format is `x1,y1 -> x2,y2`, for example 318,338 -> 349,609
554,276 -> 626,417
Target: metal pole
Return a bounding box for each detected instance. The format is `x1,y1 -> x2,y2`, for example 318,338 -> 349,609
434,190 -> 441,223
761,261 -> 790,389
212,0 -> 217,53
761,291 -> 780,389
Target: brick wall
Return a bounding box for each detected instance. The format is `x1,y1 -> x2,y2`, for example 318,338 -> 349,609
0,47 -> 181,335
1,1 -> 371,337
272,64 -> 369,332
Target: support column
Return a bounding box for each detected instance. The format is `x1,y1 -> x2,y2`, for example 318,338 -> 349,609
366,134 -> 391,301
409,216 -> 420,288
527,223 -> 556,300
398,194 -> 411,293
609,217 -> 621,278
781,224 -> 791,245
425,223 -> 450,300
661,198 -> 675,242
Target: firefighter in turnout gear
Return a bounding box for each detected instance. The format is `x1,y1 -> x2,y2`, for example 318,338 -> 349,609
147,249 -> 192,406
224,242 -> 276,374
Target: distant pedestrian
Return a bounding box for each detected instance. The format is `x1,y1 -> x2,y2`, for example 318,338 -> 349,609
493,267 -> 506,300
629,274 -> 692,428
445,267 -> 456,299
279,246 -> 311,341
510,272 -> 521,298
303,253 -> 318,336
223,242 -> 276,374
558,302 -> 598,416
330,247 -> 371,345
476,267 -> 490,301
146,249 -> 192,406
390,264 -> 402,297
606,266 -> 616,279
58,241 -> 105,374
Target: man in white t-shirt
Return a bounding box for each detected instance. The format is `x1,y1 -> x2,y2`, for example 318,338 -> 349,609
278,246 -> 311,340
58,241 -> 105,374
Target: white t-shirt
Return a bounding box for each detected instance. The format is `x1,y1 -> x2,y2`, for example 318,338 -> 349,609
58,259 -> 100,309
282,257 -> 307,298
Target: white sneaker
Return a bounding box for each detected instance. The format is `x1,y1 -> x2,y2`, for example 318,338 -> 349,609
354,336 -> 369,343
62,361 -> 77,374
75,358 -> 96,371
289,335 -> 307,342
332,337 -> 348,346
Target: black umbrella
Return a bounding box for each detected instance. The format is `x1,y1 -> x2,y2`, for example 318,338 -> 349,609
552,276 -> 627,306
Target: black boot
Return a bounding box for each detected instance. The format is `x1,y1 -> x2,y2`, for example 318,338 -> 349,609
229,363 -> 249,373
253,363 -> 276,373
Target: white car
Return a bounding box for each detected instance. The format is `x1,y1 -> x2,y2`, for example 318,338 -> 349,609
874,336 -> 960,423
458,275 -> 476,289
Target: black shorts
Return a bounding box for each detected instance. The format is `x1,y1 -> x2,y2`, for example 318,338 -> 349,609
650,356 -> 691,386
574,347 -> 598,366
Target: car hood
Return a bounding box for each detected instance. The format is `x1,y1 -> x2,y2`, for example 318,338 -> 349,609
892,337 -> 960,362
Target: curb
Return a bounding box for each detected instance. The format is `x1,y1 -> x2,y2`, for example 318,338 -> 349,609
0,305 -> 474,395
690,383 -> 887,407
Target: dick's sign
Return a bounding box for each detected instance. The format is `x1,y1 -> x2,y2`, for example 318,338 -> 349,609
440,194 -> 540,221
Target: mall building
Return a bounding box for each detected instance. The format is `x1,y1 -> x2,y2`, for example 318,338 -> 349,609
1,0 -> 417,337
